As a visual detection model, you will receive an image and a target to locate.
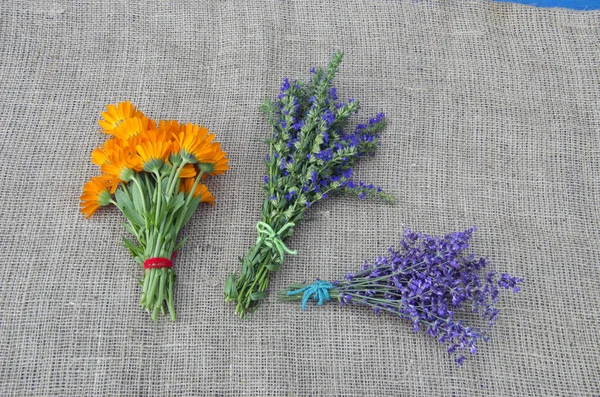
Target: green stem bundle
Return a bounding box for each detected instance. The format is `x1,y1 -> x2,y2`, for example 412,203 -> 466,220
117,159 -> 203,321
225,52 -> 392,318
225,205 -> 301,317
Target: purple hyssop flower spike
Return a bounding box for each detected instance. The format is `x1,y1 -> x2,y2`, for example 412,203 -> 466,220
229,52 -> 391,319
280,77 -> 290,92
292,121 -> 304,131
329,87 -> 338,101
322,110 -> 335,126
285,190 -> 297,201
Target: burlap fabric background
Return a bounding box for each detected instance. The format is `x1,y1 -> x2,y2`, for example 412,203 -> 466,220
1,0 -> 599,395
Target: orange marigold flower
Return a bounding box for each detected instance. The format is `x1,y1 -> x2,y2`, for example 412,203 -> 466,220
180,178 -> 215,205
80,176 -> 113,218
206,141 -> 230,176
91,137 -> 122,167
110,117 -> 153,140
120,132 -> 147,152
101,146 -> 143,182
180,164 -> 197,178
174,123 -> 215,164
99,101 -> 143,133
136,128 -> 172,172
157,120 -> 185,161
100,174 -> 120,194
158,119 -> 184,135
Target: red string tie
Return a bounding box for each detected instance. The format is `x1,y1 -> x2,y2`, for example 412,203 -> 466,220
143,251 -> 177,270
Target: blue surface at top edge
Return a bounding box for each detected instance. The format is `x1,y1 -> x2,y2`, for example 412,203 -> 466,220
495,0 -> 600,10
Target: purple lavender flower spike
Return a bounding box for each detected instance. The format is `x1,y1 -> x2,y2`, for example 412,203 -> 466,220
280,228 -> 522,366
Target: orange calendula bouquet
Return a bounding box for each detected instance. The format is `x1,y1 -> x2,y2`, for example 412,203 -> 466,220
80,101 -> 228,321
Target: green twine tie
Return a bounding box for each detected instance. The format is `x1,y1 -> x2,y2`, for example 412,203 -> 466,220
256,221 -> 297,262
287,280 -> 334,310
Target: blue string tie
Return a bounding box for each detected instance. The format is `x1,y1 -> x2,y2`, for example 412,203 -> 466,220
287,280 -> 334,310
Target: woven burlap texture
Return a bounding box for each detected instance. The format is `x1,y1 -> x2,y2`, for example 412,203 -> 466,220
1,0 -> 599,395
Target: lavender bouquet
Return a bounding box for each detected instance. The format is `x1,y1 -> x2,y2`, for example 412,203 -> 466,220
225,52 -> 393,318
279,227 -> 522,366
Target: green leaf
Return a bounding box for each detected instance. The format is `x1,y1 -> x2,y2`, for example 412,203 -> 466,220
266,262 -> 280,272
241,258 -> 253,278
277,198 -> 287,209
283,207 -> 294,220
259,99 -> 274,114
122,222 -> 138,238
250,291 -> 267,301
170,192 -> 186,213
131,181 -> 147,217
122,237 -> 142,258
224,273 -> 239,300
179,197 -> 200,227
251,251 -> 262,265
172,237 -> 188,253
115,188 -> 144,227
